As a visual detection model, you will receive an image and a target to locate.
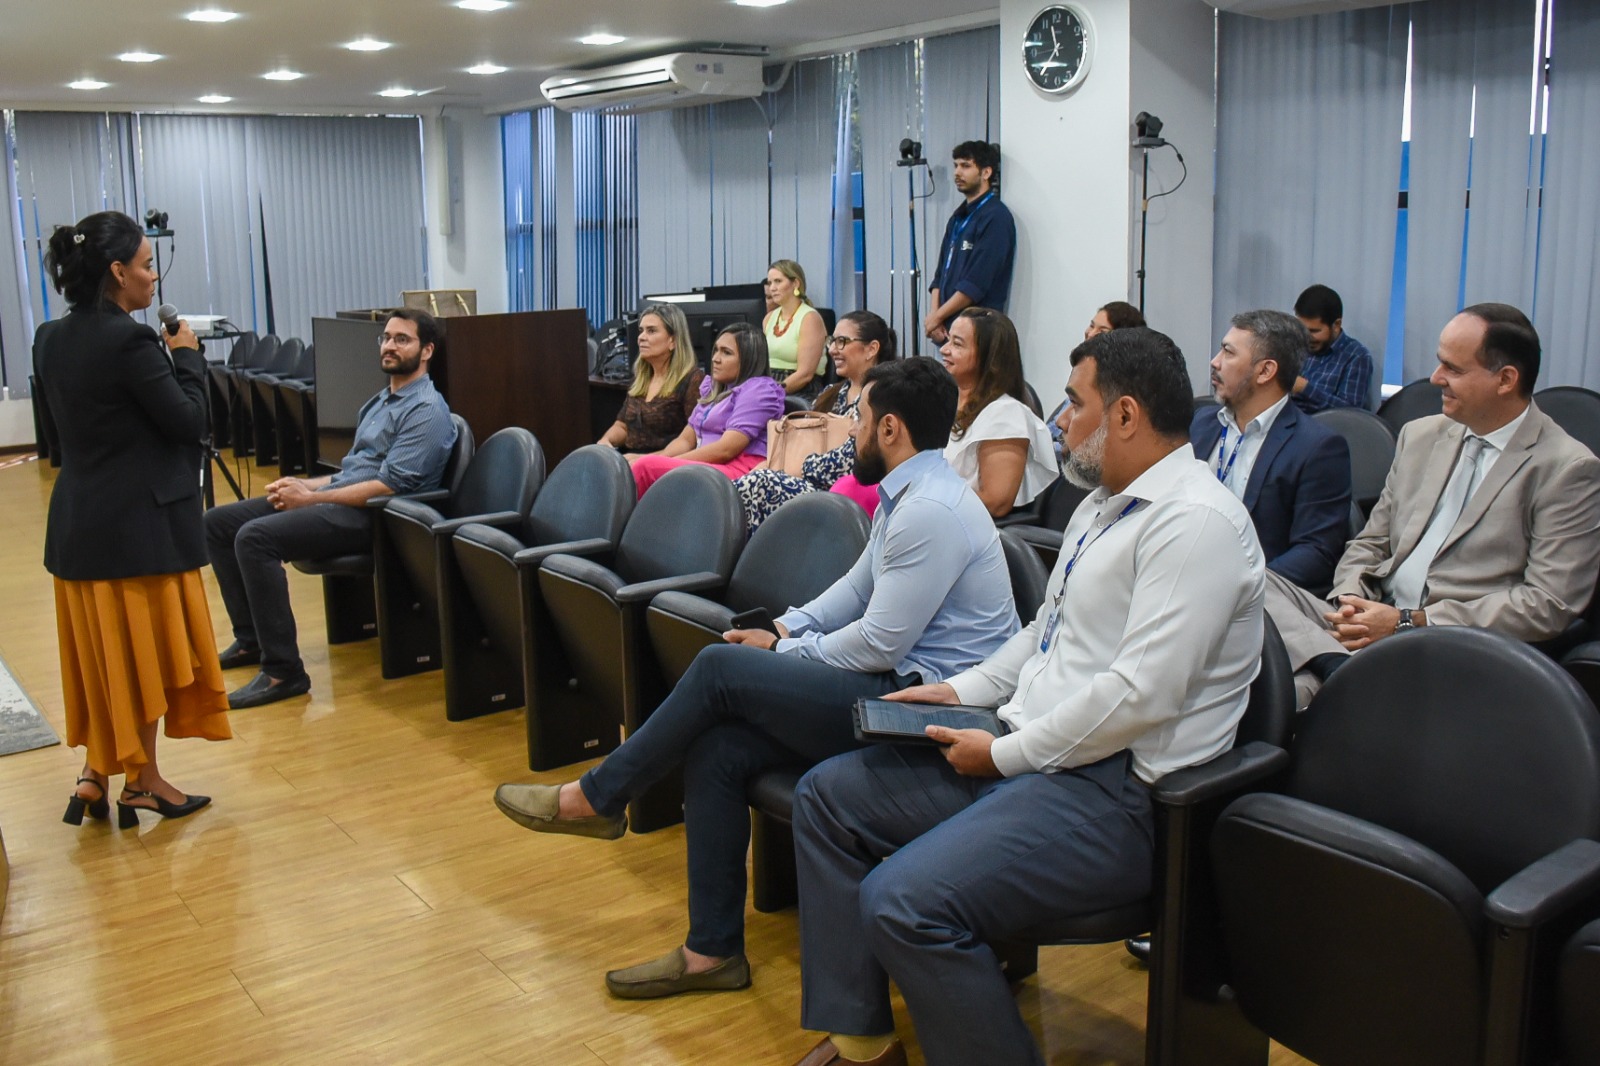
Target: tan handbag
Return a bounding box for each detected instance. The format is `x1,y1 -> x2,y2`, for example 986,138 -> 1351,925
765,411 -> 853,477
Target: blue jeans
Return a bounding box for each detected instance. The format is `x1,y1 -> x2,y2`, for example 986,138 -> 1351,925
579,642 -> 912,958
795,746 -> 1153,1066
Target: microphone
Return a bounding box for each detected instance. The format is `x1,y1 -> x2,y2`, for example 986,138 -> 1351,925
157,303 -> 182,336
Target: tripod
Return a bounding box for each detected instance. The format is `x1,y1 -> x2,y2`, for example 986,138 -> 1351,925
203,437 -> 244,509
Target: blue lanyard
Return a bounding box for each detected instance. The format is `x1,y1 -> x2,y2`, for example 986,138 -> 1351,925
942,192 -> 995,278
1214,424 -> 1246,486
1039,498 -> 1143,653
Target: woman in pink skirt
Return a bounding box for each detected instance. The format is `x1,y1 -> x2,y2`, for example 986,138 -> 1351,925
630,322 -> 785,498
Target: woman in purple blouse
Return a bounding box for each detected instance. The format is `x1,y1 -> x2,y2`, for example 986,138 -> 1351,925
630,323 -> 786,498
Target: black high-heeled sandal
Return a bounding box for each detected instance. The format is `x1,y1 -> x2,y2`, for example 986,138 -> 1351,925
116,789 -> 211,829
63,778 -> 110,825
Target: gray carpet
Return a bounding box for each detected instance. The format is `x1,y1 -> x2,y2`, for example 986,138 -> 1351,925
0,652 -> 60,756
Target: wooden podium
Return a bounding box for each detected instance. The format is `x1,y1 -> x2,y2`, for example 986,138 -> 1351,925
428,309 -> 591,466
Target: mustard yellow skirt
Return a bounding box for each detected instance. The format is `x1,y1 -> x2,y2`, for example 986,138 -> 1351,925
53,570 -> 231,779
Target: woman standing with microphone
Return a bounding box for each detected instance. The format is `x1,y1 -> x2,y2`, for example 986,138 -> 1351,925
34,210 -> 230,830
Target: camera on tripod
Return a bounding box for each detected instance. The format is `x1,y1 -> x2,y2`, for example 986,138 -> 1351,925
895,138 -> 925,169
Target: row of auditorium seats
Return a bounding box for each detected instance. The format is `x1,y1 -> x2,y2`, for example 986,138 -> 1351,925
207,332 -> 318,474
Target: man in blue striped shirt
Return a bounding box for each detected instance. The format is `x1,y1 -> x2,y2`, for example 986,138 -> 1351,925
205,309 -> 457,709
1291,284 -> 1375,413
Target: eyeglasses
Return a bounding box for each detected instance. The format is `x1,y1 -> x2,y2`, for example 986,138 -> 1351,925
826,335 -> 861,351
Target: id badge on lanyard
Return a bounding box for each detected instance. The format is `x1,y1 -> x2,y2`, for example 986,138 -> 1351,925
1039,498 -> 1141,654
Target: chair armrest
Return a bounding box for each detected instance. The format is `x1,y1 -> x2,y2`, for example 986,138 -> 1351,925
614,571 -> 725,606
430,511 -> 522,537
994,505 -> 1041,529
649,591 -> 736,634
369,488 -> 449,508
1149,741 -> 1290,809
1486,839 -> 1600,930
1010,526 -> 1065,553
1560,640 -> 1600,668
512,537 -> 613,570
538,554 -> 626,599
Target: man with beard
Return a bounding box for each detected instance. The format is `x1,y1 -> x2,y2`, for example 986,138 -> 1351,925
493,357 -> 1017,1002
203,309 -> 456,709
925,141 -> 1016,345
1290,284 -> 1374,413
784,327 -> 1265,1066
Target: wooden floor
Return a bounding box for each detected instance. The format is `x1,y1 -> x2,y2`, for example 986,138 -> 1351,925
0,456 -> 1312,1065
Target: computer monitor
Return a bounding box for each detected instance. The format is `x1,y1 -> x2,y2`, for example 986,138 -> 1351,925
310,316 -> 386,471
633,295 -> 768,373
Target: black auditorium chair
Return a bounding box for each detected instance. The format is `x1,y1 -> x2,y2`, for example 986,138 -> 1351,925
373,427 -> 546,682
1194,393 -> 1221,417
641,492 -> 871,831
290,415 -> 472,645
1210,626 -> 1600,1066
1376,377 -> 1444,435
1534,385 -> 1600,458
226,334 -> 279,457
1312,406 -> 1396,517
247,338 -> 305,465
272,344 -> 316,477
1022,381 -> 1044,419
782,394 -> 811,416
996,477 -> 1092,569
538,465 -> 744,832
1561,919 -> 1600,1066
445,445 -> 635,728
206,332 -> 255,450
745,524 -> 1076,916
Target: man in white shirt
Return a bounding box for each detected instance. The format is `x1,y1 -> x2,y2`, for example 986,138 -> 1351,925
784,327 -> 1267,1066
1192,309 -> 1352,593
1266,304 -> 1600,706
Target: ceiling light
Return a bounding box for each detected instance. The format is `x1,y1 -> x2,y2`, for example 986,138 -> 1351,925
118,51 -> 164,63
198,94 -> 232,104
734,0 -> 789,6
455,0 -> 511,10
344,38 -> 391,52
185,8 -> 239,21
69,79 -> 108,91
378,87 -> 418,98
262,69 -> 303,81
580,33 -> 625,46
467,62 -> 507,75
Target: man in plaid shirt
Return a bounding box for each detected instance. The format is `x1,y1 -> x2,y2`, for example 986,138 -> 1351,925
1291,284 -> 1375,413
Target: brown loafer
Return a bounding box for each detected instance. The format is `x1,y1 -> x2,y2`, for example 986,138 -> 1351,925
494,782 -> 626,840
792,1037 -> 906,1066
604,946 -> 751,999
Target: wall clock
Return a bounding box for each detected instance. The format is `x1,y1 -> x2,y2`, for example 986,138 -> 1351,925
1022,4 -> 1093,95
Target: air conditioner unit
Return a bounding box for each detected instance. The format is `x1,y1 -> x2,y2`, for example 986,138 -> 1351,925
1210,0 -> 1422,17
541,53 -> 764,114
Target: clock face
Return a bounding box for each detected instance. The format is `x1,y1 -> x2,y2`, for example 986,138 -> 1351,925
1023,5 -> 1092,94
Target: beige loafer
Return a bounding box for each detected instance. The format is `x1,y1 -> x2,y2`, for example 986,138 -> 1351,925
604,946 -> 751,999
494,783 -> 626,840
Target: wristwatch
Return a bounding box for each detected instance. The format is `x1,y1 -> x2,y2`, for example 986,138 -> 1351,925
1396,609 -> 1416,632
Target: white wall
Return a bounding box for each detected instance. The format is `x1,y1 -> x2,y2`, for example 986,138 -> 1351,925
423,108 -> 508,314
0,392 -> 34,449
1000,0 -> 1217,400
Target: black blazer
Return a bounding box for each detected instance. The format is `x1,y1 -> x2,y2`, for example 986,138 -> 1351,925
35,304 -> 210,580
1190,398 -> 1353,594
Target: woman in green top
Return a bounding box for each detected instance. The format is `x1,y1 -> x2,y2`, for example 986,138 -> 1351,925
761,259 -> 826,398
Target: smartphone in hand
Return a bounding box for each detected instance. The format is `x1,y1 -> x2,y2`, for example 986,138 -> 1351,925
729,607 -> 779,635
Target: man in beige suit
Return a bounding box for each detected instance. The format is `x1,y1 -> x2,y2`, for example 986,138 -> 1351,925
1268,303 -> 1600,704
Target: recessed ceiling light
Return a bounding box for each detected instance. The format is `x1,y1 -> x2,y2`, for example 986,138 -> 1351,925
69,79 -> 109,91
455,0 -> 511,10
198,94 -> 232,104
262,69 -> 303,81
378,87 -> 418,98
580,33 -> 625,46
118,51 -> 164,63
185,8 -> 239,22
466,62 -> 507,75
734,0 -> 789,6
344,37 -> 391,52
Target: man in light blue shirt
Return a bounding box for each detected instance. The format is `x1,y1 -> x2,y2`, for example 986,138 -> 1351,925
494,357 -> 1017,1001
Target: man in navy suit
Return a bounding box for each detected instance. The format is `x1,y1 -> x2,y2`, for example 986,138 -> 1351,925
1192,309 -> 1352,594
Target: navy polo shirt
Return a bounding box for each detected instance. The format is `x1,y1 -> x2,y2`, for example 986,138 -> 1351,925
930,193 -> 1017,324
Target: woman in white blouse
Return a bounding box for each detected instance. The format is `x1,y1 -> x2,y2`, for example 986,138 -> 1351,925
939,308 -> 1056,518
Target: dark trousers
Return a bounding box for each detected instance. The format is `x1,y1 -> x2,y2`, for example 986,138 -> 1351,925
203,496 -> 372,679
794,747 -> 1153,1066
579,642 -> 911,958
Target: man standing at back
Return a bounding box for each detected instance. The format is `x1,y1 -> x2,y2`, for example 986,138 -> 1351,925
1196,309 -> 1352,593
925,141 -> 1016,346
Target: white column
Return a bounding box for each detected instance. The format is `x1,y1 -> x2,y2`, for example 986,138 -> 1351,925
423,108 -> 510,315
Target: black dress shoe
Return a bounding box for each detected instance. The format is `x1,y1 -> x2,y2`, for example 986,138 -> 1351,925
228,671 -> 311,709
217,642 -> 262,670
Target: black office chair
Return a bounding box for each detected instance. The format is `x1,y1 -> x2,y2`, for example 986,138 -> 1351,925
248,338 -> 306,465
1561,919 -> 1600,1065
1211,626 -> 1600,1066
373,427 -> 546,681
265,342 -> 316,474
206,331 -> 256,450
1022,381 -> 1044,419
538,465 -> 744,829
996,527 -> 1049,622
639,492 -> 870,831
1313,406 -> 1395,517
446,445 -> 635,729
999,477 -> 1092,569
290,415 -> 473,644
1376,377 -> 1444,435
227,334 -> 279,457
1535,385 -> 1600,458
